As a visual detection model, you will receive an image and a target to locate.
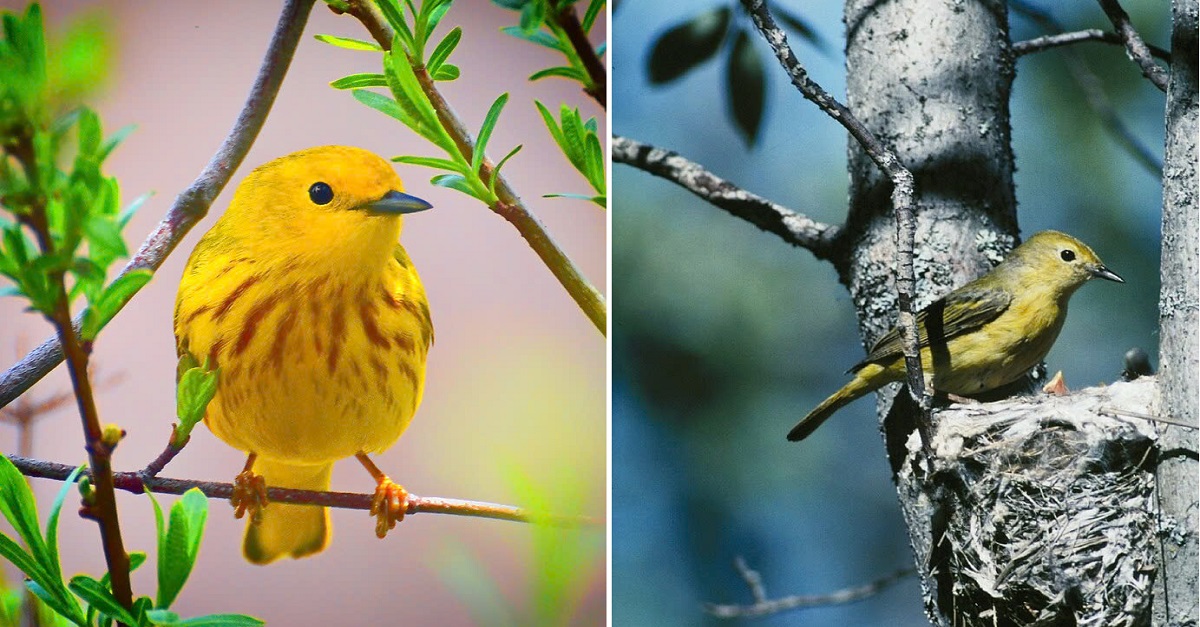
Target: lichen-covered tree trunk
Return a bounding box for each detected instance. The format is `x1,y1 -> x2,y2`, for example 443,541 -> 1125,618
838,0 -> 1193,625
1151,0 -> 1198,624
838,0 -> 1018,621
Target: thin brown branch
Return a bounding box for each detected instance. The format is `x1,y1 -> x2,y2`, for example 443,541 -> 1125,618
738,0 -> 932,451
335,0 -> 607,335
8,455 -> 600,528
551,3 -> 606,108
11,133 -> 133,617
0,0 -> 318,410
1013,28 -> 1171,60
1096,0 -> 1170,92
704,565 -> 915,619
611,135 -> 840,260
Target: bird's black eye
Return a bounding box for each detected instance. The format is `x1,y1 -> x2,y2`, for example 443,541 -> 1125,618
1060,249 -> 1076,262
308,182 -> 333,205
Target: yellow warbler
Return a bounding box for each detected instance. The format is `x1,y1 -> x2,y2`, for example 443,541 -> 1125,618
788,230 -> 1122,442
174,146 -> 433,563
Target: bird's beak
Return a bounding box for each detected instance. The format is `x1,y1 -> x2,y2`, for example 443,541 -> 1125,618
1092,265 -> 1124,283
361,190 -> 432,215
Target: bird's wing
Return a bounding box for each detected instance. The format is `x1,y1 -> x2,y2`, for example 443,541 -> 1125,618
850,286 -> 1012,372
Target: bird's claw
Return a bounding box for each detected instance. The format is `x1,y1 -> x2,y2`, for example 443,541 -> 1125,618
231,470 -> 268,525
369,477 -> 408,538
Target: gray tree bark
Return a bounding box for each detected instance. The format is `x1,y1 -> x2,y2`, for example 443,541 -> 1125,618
840,0 -> 1195,625
1151,0 -> 1199,624
840,0 -> 1018,620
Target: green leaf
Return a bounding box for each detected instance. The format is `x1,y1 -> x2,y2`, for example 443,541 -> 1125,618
119,191 -> 152,228
45,465 -> 86,584
544,192 -> 605,205
518,0 -> 545,32
25,579 -> 86,627
647,7 -> 730,84
312,33 -> 381,51
528,66 -> 586,82
157,489 -> 208,609
76,108 -> 102,160
68,576 -> 138,626
157,612 -> 265,619
391,155 -> 465,172
352,90 -> 420,131
582,0 -> 603,32
472,93 -> 509,173
426,26 -> 461,76
376,0 -> 415,53
727,28 -> 765,147
82,214 -> 126,260
81,268 -> 153,341
499,26 -> 562,52
98,124 -> 135,163
534,101 -> 567,155
583,132 -> 604,193
431,64 -> 459,82
489,144 -> 522,197
176,359 -> 219,438
431,174 -> 480,199
0,454 -> 51,577
329,73 -> 388,90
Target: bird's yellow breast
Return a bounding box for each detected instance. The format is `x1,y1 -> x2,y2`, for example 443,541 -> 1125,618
175,249 -> 432,465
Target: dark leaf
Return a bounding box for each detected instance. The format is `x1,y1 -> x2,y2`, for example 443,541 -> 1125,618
774,6 -> 830,55
646,7 -> 730,84
726,28 -> 765,147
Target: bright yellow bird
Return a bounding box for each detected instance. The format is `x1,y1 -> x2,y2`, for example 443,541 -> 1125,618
788,230 -> 1122,442
174,146 -> 433,563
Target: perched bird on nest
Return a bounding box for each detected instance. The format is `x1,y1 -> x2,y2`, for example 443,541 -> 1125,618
788,230 -> 1123,442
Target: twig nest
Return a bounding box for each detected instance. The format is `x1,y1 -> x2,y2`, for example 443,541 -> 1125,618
901,377 -> 1160,626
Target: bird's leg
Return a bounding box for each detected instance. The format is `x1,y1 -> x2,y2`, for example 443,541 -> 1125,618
355,452 -> 408,538
231,453 -> 268,525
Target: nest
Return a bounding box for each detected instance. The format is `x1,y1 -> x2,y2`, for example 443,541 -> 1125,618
909,379 -> 1161,626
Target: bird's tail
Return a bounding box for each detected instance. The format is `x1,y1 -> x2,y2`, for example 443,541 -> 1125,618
787,374 -> 877,441
243,459 -> 333,565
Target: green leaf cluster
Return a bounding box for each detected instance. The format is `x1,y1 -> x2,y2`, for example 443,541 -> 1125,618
0,455 -> 261,626
493,0 -> 605,93
534,102 -> 604,207
319,0 -> 521,205
0,3 -> 151,340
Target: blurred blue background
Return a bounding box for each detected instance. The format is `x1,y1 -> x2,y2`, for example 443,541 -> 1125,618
611,1 -> 1166,625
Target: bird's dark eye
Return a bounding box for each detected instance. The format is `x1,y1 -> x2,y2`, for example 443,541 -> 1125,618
1060,249 -> 1076,262
308,182 -> 333,205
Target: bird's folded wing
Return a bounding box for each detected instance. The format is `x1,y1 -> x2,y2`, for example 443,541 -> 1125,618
850,286 -> 1012,372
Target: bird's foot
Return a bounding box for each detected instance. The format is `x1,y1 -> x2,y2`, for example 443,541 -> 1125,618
231,469 -> 268,525
945,393 -> 980,404
369,477 -> 408,538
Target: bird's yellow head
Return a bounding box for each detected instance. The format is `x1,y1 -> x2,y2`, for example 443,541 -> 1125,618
219,145 -> 431,270
1004,230 -> 1123,298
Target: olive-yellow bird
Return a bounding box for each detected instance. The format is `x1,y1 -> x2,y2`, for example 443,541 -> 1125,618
174,146 -> 433,563
788,230 -> 1122,442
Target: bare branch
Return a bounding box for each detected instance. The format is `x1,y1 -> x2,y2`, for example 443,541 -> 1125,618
0,0 -> 318,409
738,0 -> 932,451
1096,0 -> 1170,92
704,565 -> 915,619
9,454 -> 600,528
611,135 -> 840,260
1013,28 -> 1171,60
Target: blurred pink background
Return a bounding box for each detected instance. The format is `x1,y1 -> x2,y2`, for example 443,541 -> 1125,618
0,1 -> 607,624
